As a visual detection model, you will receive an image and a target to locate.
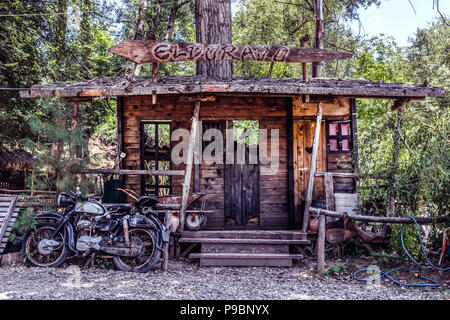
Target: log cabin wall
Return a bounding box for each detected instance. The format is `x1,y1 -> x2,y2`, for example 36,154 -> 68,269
292,97 -> 354,226
121,95 -> 354,230
121,95 -> 289,230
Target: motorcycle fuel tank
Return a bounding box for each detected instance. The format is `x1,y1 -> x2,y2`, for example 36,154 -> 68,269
75,201 -> 106,216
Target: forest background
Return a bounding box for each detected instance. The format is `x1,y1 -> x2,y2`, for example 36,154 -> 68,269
0,0 -> 448,252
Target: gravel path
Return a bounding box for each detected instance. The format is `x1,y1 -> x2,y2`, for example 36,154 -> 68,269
0,260 -> 448,300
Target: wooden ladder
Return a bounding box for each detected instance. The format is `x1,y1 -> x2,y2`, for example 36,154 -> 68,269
301,103 -> 324,232
0,195 -> 20,254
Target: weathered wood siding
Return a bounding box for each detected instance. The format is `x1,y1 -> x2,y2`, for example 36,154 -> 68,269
121,95 -> 290,229
121,95 -> 355,230
292,97 -> 354,224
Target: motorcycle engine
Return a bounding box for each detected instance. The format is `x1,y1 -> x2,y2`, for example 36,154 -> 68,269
75,219 -> 102,251
76,235 -> 102,251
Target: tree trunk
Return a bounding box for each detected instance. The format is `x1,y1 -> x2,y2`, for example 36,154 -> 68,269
384,112 -> 402,236
126,0 -> 148,76
55,0 -> 68,77
312,0 -> 324,78
195,0 -> 232,79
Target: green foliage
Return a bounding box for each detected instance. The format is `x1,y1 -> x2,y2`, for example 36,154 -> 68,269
325,260 -> 350,276
355,20 -> 449,253
23,101 -> 99,194
232,0 -> 379,78
9,209 -> 37,244
0,0 -> 117,148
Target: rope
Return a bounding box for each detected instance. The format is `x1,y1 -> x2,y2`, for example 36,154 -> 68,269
354,216 -> 449,287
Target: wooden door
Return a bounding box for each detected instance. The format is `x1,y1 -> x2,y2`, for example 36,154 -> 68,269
224,142 -> 260,226
293,120 -> 327,225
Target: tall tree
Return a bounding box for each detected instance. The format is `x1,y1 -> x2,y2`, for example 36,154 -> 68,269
125,0 -> 148,77
312,0 -> 324,77
195,0 -> 232,79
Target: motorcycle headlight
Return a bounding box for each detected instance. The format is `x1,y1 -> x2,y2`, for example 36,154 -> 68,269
57,193 -> 75,208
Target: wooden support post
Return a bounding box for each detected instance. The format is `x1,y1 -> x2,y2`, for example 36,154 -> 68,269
324,172 -> 334,224
350,99 -> 359,172
179,101 -> 201,232
152,62 -> 160,83
300,35 -> 310,82
268,61 -> 275,78
287,98 -> 295,229
302,103 -> 323,232
70,101 -> 79,165
162,210 -> 171,271
180,243 -> 197,258
309,206 -> 448,224
317,213 -> 326,274
116,97 -> 124,170
324,173 -> 334,211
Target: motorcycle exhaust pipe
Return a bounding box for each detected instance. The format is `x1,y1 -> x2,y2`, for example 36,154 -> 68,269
99,240 -> 144,257
123,218 -> 130,247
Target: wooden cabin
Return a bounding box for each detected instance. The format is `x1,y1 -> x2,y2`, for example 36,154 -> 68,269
20,75 -> 445,266
0,150 -> 33,191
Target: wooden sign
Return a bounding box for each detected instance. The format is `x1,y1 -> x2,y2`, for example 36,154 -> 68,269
109,40 -> 352,64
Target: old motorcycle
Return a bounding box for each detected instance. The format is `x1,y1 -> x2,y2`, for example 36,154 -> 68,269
22,189 -> 169,272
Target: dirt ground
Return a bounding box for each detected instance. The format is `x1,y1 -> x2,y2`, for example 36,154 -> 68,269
0,256 -> 448,300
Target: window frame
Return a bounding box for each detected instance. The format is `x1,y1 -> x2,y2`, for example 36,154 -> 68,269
140,121 -> 173,196
326,120 -> 352,154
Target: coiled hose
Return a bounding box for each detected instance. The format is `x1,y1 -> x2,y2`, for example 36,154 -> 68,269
354,216 -> 449,287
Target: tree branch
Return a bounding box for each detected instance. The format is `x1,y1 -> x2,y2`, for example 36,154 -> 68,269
434,0 -> 449,26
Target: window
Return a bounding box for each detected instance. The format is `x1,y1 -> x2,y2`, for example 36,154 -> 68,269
140,121 -> 172,196
326,121 -> 352,153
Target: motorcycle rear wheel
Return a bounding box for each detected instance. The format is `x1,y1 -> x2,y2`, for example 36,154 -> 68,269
113,228 -> 161,273
22,223 -> 69,268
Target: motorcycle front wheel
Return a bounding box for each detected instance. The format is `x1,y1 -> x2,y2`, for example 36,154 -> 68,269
113,228 -> 161,273
22,222 -> 69,268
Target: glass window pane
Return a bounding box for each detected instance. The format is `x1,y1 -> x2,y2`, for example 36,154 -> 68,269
341,123 -> 350,136
158,161 -> 171,186
158,187 -> 170,196
143,124 -> 156,148
329,139 -> 338,151
341,138 -> 351,151
329,123 -> 338,136
158,124 -> 170,149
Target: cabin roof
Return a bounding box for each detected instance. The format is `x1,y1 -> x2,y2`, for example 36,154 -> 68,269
20,76 -> 446,100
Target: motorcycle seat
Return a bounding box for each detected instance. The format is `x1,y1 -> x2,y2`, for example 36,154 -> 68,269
104,203 -> 132,214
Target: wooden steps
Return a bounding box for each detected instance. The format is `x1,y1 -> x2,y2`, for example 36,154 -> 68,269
179,238 -> 310,245
180,230 -> 310,267
181,230 -> 308,240
0,196 -> 20,253
189,253 -> 304,267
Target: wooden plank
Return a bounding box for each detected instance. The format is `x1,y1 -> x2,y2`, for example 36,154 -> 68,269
162,210 -> 171,271
117,96 -> 124,171
76,168 -> 185,176
21,77 -> 446,100
317,214 -> 326,273
109,40 -> 352,64
310,207 -> 448,224
180,243 -> 197,258
198,257 -> 292,267
324,173 -> 335,211
190,253 -> 304,259
287,98 -> 295,229
179,101 -> 201,232
350,98 -> 359,172
179,238 -> 310,244
301,103 -> 323,232
0,195 -> 18,254
293,101 -> 350,117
